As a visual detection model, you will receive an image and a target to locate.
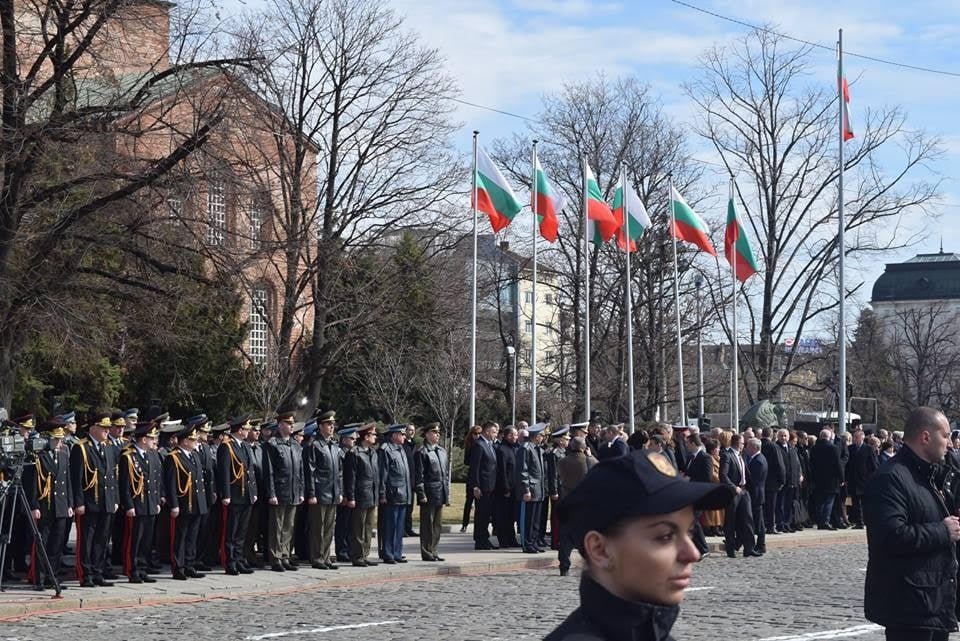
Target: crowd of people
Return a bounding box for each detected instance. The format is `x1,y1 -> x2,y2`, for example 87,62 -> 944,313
1,409 -> 451,590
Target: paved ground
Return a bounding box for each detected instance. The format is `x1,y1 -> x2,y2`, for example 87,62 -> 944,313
0,537 -> 923,641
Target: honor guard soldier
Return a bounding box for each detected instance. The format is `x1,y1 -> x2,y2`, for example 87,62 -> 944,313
243,421 -> 269,568
334,424 -> 359,563
217,416 -> 257,575
189,415 -> 218,571
304,410 -> 342,570
517,423 -> 548,554
70,412 -> 120,587
343,423 -> 379,567
263,411 -> 305,572
24,419 -> 73,590
378,424 -> 412,564
414,423 -> 450,562
119,422 -> 163,583
59,412 -> 80,450
545,426 -> 570,549
163,426 -> 208,580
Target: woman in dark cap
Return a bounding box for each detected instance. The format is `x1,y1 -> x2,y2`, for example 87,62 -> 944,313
546,450 -> 734,641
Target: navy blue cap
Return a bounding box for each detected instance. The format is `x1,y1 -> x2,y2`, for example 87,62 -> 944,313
384,423 -> 406,434
527,423 -> 548,435
303,420 -> 318,437
338,424 -> 361,437
259,420 -> 276,431
187,414 -> 208,428
124,408 -> 140,419
557,450 -> 734,548
58,411 -> 76,423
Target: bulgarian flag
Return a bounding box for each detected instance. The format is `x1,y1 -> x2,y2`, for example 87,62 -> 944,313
474,147 -> 523,233
612,182 -> 651,252
724,197 -> 758,282
585,163 -> 617,244
839,58 -> 854,142
669,187 -> 716,256
533,156 -> 566,243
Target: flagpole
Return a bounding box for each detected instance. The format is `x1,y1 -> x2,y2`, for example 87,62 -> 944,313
582,153 -> 591,422
470,131 -> 479,431
669,177 -> 687,427
530,140 -> 539,426
623,167 -> 635,434
837,29 -> 847,435
730,176 -> 740,431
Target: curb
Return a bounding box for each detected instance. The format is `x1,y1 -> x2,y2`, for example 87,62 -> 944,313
705,530 -> 865,553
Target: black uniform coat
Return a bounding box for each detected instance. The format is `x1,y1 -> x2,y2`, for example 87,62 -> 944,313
196,441 -> 218,505
163,448 -> 209,516
119,446 -> 163,516
263,437 -> 305,505
69,438 -> 119,512
864,444 -> 959,632
304,437 -> 342,505
343,445 -> 378,509
414,444 -> 450,505
377,442 -> 411,505
809,439 -> 844,493
517,441 -> 545,502
544,446 -> 565,497
216,436 -> 257,504
26,447 -> 72,518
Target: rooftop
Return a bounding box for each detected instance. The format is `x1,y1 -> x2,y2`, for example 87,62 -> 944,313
872,250 -> 960,302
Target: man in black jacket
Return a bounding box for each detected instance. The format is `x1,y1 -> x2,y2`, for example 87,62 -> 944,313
759,427 -> 785,534
25,420 -> 73,590
684,434 -> 712,556
745,438 -> 768,554
118,422 -> 163,583
777,429 -> 803,532
217,416 -> 257,575
864,406 -> 960,641
809,429 -> 844,529
494,427 -> 521,548
846,429 -> 865,527
468,422 -> 499,550
720,433 -> 758,558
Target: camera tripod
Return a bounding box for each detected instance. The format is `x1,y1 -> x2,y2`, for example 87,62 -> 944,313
0,458 -> 62,597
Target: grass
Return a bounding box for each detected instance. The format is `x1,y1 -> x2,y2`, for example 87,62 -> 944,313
410,481 -> 469,526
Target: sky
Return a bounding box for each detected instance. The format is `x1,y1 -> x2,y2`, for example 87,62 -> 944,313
218,0 -> 960,310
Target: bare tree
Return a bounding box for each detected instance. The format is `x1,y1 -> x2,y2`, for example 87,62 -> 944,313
686,28 -> 942,403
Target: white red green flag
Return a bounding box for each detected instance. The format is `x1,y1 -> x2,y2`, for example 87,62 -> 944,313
839,59 -> 854,142
612,183 -> 651,252
724,197 -> 758,282
473,147 -> 522,233
585,163 -> 617,245
533,157 -> 565,243
669,187 -> 716,256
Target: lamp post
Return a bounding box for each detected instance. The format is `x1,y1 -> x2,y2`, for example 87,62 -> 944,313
694,274 -> 705,421
506,344 -> 517,427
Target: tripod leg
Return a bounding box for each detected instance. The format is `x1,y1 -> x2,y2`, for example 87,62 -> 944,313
17,487 -> 61,597
0,487 -> 13,591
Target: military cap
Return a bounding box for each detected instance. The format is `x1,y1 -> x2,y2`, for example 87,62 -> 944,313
133,421 -> 160,439
259,420 -> 276,431
338,423 -> 361,438
291,421 -> 305,434
422,422 -> 441,434
551,426 -> 570,439
160,419 -> 183,434
528,422 -> 549,435
316,410 -> 336,424
384,423 -> 406,434
58,411 -> 76,424
122,421 -> 136,435
89,412 -> 112,428
155,412 -> 170,423
186,414 -> 208,428
178,426 -> 201,441
303,420 -> 318,437
557,450 -> 734,549
229,415 -> 251,431
569,421 -> 589,431
42,418 -> 67,439
211,422 -> 230,434
108,412 -> 125,427
276,410 -> 296,423
124,408 -> 139,420
357,423 -> 377,437
13,413 -> 35,429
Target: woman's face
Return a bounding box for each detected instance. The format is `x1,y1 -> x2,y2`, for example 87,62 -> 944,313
593,506 -> 701,606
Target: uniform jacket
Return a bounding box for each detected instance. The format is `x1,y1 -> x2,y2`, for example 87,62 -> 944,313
468,436 -> 498,493
760,437 -> 785,490
746,452 -> 768,506
163,448 -> 209,516
544,576 -> 678,641
810,439 -> 844,493
556,451 -> 596,494
378,442 -> 412,505
414,443 -> 449,505
402,439 -> 416,503
196,441 -> 218,504
248,441 -> 267,498
544,446 -> 565,497
304,437 -> 342,505
26,447 -> 72,518
343,445 -> 378,509
495,441 -> 520,496
264,437 -> 305,505
69,438 -> 119,512
864,444 -> 958,632
119,446 -> 163,516
216,436 -> 257,504
517,441 -> 545,501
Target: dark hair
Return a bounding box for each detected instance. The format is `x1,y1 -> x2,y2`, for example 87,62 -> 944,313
760,427 -> 773,439
482,421 -> 498,431
627,430 -> 649,450
730,433 -> 742,448
904,406 -> 945,441
686,433 -> 702,448
704,438 -> 719,454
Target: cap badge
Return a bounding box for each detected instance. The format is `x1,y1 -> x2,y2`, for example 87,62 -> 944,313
648,452 -> 677,477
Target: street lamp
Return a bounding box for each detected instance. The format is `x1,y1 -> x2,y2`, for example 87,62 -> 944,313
506,344 -> 517,427
693,274 -> 705,421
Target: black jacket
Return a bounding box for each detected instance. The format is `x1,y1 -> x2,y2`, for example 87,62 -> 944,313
25,447 -> 72,518
597,439 -> 629,461
864,444 -> 958,632
119,446 -> 163,516
746,452 -> 768,506
853,446 -> 879,496
809,439 -> 844,493
781,443 -> 802,488
687,450 -> 712,484
468,437 -> 497,493
263,437 -> 305,505
216,437 -> 256,504
544,576 -> 678,641
70,438 -> 119,512
163,448 -> 208,516
760,438 -> 785,490
343,445 -> 378,509
495,441 -> 520,496
304,438 -> 342,505
414,444 -> 449,505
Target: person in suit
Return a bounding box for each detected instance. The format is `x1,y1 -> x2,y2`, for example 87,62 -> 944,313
832,425 -> 851,528
343,424 -> 379,566
684,433 -> 712,557
494,426 -> 521,548
460,425 -> 483,533
596,424 -> 629,460
25,419 -> 73,590
810,428 -> 844,529
853,435 -> 880,528
759,427 -> 785,534
263,411 -> 305,572
846,429 -> 865,527
517,424 -> 547,553
468,422 -> 499,550
414,423 -> 450,561
720,432 -> 758,557
118,422 -> 163,584
163,426 -> 208,580
304,411 -> 342,570
745,438 -> 768,555
216,416 -> 257,575
70,412 -> 120,587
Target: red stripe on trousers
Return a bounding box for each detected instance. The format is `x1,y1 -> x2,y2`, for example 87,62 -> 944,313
123,514 -> 134,577
169,515 -> 177,571
219,503 -> 229,568
74,514 -> 84,584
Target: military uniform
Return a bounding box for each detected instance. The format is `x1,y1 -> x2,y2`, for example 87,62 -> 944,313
119,423 -> 163,582
216,417 -> 257,574
263,412 -> 305,571
334,425 -> 358,562
191,416 -> 219,570
163,430 -> 209,579
516,425 -> 547,553
304,413 -> 342,569
343,426 -> 378,565
69,414 -> 120,587
378,425 -> 412,564
107,412 -> 131,570
24,421 -> 72,589
243,422 -> 269,567
544,427 -> 569,550
414,424 -> 449,561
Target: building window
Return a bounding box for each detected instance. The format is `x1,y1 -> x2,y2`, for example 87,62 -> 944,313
249,287 -> 269,365
207,181 -> 226,246
249,199 -> 263,250
545,294 -> 553,304
525,320 -> 534,334
525,291 -> 534,303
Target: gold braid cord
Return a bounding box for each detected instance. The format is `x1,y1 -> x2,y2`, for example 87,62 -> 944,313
123,450 -> 145,500
224,441 -> 246,497
169,451 -> 193,512
79,440 -> 100,504
36,457 -> 52,507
